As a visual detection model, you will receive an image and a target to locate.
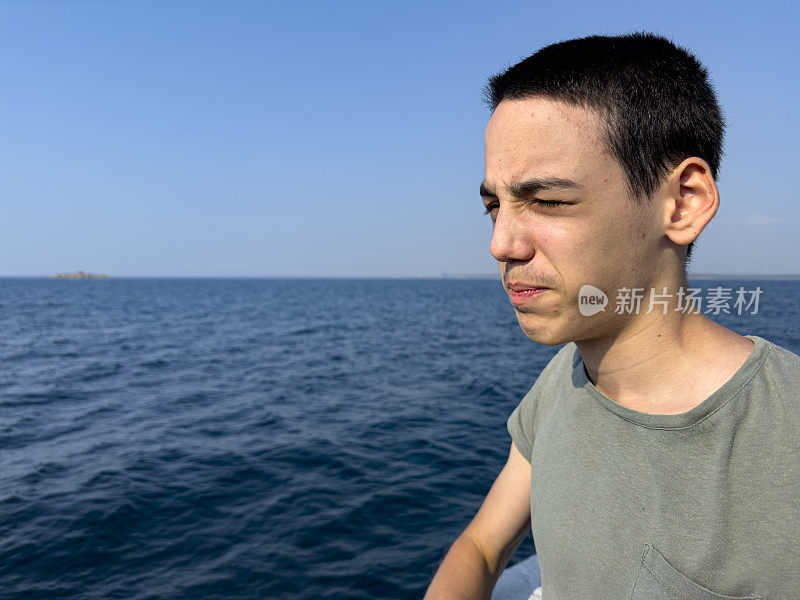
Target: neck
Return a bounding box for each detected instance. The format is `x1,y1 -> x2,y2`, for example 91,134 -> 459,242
574,279 -> 754,414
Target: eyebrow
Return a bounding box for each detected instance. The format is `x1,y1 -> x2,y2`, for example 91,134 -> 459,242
479,177 -> 583,198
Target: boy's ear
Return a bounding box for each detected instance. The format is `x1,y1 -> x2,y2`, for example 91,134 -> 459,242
661,157 -> 719,247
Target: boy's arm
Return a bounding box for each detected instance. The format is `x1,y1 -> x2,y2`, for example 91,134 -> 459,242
423,441 -> 532,600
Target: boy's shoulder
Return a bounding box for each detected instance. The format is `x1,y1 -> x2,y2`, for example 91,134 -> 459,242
755,336 -> 800,408
761,336 -> 800,370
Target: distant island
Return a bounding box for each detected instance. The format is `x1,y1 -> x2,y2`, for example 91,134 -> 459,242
53,271 -> 109,279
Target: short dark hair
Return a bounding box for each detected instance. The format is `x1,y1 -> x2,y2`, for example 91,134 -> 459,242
484,31 -> 726,263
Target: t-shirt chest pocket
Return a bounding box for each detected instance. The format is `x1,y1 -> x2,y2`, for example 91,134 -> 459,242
630,545 -> 764,600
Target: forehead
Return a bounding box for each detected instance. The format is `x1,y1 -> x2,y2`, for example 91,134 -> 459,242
484,97 -> 612,190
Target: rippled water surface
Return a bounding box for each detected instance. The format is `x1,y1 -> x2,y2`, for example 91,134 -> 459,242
2,277 -> 798,599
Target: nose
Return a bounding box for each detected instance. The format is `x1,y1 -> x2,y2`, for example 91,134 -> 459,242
489,206 -> 536,263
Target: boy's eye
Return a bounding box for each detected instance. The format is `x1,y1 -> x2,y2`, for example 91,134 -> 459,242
483,199 -> 566,217
533,200 -> 564,208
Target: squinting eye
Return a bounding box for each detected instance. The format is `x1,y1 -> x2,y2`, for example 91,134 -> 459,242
483,203 -> 499,216
534,200 -> 563,208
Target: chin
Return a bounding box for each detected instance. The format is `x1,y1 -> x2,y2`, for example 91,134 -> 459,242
516,316 -> 575,347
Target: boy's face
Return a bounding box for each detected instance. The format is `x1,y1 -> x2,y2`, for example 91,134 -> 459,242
483,97 -> 667,346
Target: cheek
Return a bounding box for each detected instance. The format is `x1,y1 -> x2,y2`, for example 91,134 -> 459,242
538,221 -> 593,291
542,218 -> 591,258
583,207 -> 640,257
551,218 -> 623,292
534,220 -> 570,250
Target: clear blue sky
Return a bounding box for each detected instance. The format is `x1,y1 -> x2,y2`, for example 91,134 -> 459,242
1,0 -> 798,276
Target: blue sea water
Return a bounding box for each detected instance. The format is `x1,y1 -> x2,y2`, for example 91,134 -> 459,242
1,277 -> 798,600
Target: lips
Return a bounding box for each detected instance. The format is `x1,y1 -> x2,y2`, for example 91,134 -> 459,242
505,279 -> 551,307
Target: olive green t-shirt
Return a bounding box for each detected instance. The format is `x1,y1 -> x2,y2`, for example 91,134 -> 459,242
507,335 -> 800,600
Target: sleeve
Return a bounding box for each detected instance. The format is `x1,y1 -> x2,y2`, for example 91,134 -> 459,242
506,383 -> 539,464
505,343 -> 574,465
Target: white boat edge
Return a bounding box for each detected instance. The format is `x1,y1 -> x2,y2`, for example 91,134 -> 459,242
491,554 -> 542,600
